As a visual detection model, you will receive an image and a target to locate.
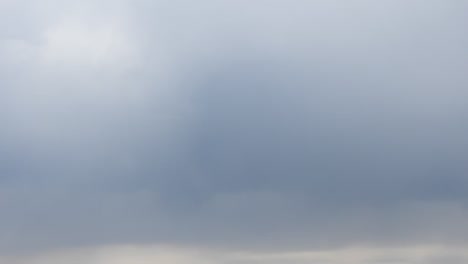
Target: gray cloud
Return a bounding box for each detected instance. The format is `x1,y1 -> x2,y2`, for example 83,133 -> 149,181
1,0 -> 468,256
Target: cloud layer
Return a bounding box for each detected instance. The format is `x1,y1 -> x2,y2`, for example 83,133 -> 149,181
1,0 -> 468,261
3,245 -> 468,264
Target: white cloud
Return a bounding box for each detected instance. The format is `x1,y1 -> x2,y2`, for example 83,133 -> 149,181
0,246 -> 214,264
39,18 -> 138,68
3,244 -> 468,264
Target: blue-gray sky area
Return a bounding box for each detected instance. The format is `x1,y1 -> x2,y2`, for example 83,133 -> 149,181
1,1 -> 468,263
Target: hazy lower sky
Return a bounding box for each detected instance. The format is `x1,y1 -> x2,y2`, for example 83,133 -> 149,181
1,1 -> 468,263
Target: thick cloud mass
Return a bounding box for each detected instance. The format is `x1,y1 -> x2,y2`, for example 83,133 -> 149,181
1,0 -> 468,257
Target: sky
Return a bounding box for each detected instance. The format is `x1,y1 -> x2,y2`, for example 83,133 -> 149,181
1,0 -> 468,263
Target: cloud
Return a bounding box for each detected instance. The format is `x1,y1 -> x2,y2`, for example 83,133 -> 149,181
1,0 -> 468,257
3,244 -> 468,264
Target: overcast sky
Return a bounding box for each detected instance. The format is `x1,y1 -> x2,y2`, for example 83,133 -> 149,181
1,1 -> 468,263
